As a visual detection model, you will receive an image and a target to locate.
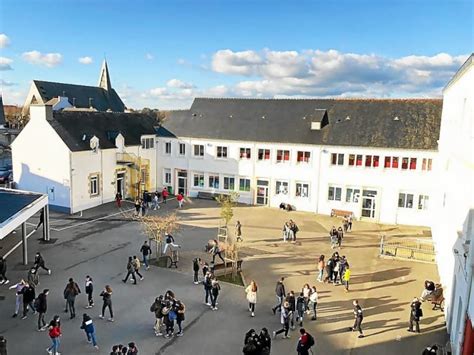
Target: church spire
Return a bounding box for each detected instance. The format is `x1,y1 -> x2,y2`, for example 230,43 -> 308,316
98,59 -> 112,91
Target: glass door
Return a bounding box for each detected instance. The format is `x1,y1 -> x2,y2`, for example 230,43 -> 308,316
177,171 -> 188,195
361,189 -> 377,218
256,179 -> 269,205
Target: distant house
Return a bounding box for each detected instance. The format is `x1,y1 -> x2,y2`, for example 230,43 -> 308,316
12,105 -> 157,213
21,60 -> 125,117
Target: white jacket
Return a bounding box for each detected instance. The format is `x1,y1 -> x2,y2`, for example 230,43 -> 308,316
245,285 -> 257,304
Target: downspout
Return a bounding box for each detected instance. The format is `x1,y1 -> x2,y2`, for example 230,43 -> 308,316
69,151 -> 74,214
314,147 -> 324,214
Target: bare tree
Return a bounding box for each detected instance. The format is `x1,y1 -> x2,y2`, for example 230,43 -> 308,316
140,213 -> 179,258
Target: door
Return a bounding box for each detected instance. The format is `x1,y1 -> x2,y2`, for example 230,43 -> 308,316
177,171 -> 188,195
361,189 -> 377,219
116,173 -> 125,197
256,179 -> 269,205
47,186 -> 55,202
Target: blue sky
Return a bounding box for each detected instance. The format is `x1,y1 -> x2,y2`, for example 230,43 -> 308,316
0,0 -> 472,109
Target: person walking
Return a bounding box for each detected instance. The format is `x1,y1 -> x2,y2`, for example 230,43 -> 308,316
141,200 -> 147,216
46,315 -> 61,355
81,313 -> 99,349
176,300 -> 185,336
35,210 -> 45,231
203,272 -> 212,306
163,233 -> 180,255
134,199 -> 141,217
347,215 -> 353,232
296,328 -> 315,355
99,285 -> 114,322
122,257 -> 137,285
273,301 -> 291,339
287,291 -> 296,329
36,289 -> 49,331
140,241 -> 152,270
34,252 -> 51,275
337,227 -> 344,248
153,192 -> 160,210
115,192 -> 122,208
309,286 -> 318,320
210,279 -> 221,310
9,279 -> 26,317
343,265 -> 351,292
133,256 -> 144,281
296,292 -> 306,327
317,255 -> 325,283
63,278 -> 81,319
192,258 -> 200,284
272,277 -> 286,314
162,187 -> 169,204
85,275 -> 94,308
408,297 -> 423,333
235,220 -> 243,242
349,300 -> 364,338
0,256 -> 9,285
27,267 -> 39,289
210,239 -> 225,264
290,220 -> 299,242
20,283 -> 36,319
245,280 -> 258,317
176,193 -> 184,208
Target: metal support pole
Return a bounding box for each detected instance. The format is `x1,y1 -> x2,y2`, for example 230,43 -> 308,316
43,205 -> 50,241
22,222 -> 27,265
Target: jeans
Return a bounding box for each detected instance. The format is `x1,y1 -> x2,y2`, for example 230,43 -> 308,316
14,294 -> 21,314
123,270 -> 136,283
67,298 -> 76,317
275,320 -> 289,337
211,293 -> 218,308
38,312 -> 46,329
317,269 -> 324,281
102,301 -> 113,318
272,296 -> 283,312
135,269 -> 143,279
22,301 -> 35,317
177,319 -> 183,333
193,271 -> 199,283
353,317 -> 363,334
311,302 -> 317,320
205,288 -> 211,303
143,254 -> 149,268
212,252 -> 225,263
344,280 -> 349,290
249,303 -> 255,313
87,331 -> 98,346
48,337 -> 60,354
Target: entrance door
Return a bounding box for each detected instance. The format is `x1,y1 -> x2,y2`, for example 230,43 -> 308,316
116,173 -> 125,197
177,171 -> 188,195
256,179 -> 269,205
361,189 -> 377,219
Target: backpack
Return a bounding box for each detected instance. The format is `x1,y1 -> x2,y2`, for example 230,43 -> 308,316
307,333 -> 315,348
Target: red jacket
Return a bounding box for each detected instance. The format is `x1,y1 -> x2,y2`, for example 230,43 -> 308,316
49,325 -> 61,338
162,189 -> 169,197
177,194 -> 183,201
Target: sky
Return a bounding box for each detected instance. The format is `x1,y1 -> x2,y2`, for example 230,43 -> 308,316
0,0 -> 472,109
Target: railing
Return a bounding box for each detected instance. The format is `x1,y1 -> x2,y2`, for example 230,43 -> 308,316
116,152 -> 137,164
379,235 -> 436,263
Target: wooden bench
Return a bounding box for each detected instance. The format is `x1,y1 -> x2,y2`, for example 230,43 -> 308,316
330,209 -> 353,218
430,285 -> 444,311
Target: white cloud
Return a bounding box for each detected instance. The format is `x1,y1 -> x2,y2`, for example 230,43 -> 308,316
166,79 -> 195,89
149,87 -> 168,97
78,56 -> 93,65
0,57 -> 13,71
0,34 -> 10,48
22,50 -> 62,67
0,79 -> 16,86
145,53 -> 154,60
212,49 -> 263,75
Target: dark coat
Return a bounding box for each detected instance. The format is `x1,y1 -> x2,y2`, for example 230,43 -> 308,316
21,286 -> 36,303
275,281 -> 286,297
36,292 -> 48,313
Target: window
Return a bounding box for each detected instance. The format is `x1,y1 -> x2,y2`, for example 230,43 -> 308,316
384,156 -> 399,168
193,173 -> 204,187
141,138 -> 154,149
422,158 -> 432,171
275,180 -> 289,195
401,157 -> 409,170
295,182 -> 309,198
89,174 -> 99,196
223,176 -> 235,190
179,143 -> 186,156
164,142 -> 171,155
348,154 -> 355,166
258,149 -> 271,161
164,169 -> 171,184
346,188 -> 360,203
216,146 -> 228,159
276,150 -> 290,163
410,158 -> 417,170
193,144 -> 204,157
365,155 -> 380,168
402,157 -> 417,170
331,153 -> 344,166
209,174 -> 219,189
239,148 -> 251,159
328,186 -> 342,201
356,154 -> 363,166
398,192 -> 414,208
297,151 -> 311,163
239,178 -> 251,192
418,195 -> 429,210
140,167 -> 148,183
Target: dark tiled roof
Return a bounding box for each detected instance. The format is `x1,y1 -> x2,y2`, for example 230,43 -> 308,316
0,189 -> 43,224
48,111 -> 157,151
160,98 -> 443,150
33,80 -> 125,112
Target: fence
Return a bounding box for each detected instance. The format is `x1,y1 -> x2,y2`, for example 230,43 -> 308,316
379,235 -> 436,263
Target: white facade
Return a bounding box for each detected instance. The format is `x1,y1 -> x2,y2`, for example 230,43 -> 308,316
156,136 -> 436,226
12,105 -> 158,213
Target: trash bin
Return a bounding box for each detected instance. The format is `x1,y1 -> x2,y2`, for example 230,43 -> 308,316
167,186 -> 173,195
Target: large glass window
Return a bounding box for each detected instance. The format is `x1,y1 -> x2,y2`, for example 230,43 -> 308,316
216,146 -> 228,158
398,192 -> 414,208
275,180 -> 289,195
295,182 -> 309,198
418,195 -> 429,210
276,150 -> 290,163
331,153 -> 344,166
328,186 -> 342,201
297,151 -> 311,163
141,138 -> 154,149
239,148 -> 251,159
239,178 -> 251,192
193,144 -> 204,157
209,174 -> 219,189
422,158 -> 432,171
365,155 -> 379,167
345,188 -> 360,203
348,154 -> 355,166
193,173 -> 204,187
223,176 -> 235,190
258,149 -> 271,161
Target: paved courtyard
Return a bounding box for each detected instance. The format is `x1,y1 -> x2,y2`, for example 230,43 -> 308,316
0,198 -> 447,354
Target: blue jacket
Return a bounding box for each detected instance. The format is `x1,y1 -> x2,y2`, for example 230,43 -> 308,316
81,317 -> 95,333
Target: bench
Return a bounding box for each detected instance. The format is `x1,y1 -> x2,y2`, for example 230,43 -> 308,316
430,285 -> 444,311
213,259 -> 243,272
330,209 -> 353,218
197,191 -> 229,200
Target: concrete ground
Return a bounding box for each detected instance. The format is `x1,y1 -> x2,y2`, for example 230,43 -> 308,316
0,198 -> 447,355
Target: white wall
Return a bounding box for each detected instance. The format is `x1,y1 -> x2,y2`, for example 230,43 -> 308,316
12,105 -> 72,212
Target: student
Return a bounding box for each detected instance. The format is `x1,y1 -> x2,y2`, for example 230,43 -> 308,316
85,275 -> 94,308
296,292 -> 306,327
296,328 -> 315,355
99,285 -> 114,322
317,255 -> 325,282
309,286 -> 318,320
140,241 -> 152,270
47,315 -> 62,355
63,278 -> 81,319
36,289 -> 49,331
127,342 -> 138,355
153,193 -> 160,210
162,187 -> 169,204
163,233 -> 180,255
203,272 -> 213,306
210,279 -> 221,310
192,258 -> 200,284
210,240 -> 225,264
35,210 -> 45,231
349,300 -> 364,338
0,256 -> 9,285
177,193 -> 184,208
133,256 -> 144,281
81,313 -> 99,349
343,265 -> 351,292
34,252 -> 51,275
134,199 -> 141,216
272,277 -> 286,314
141,200 -> 147,216
302,284 -> 311,310
235,220 -> 243,242
273,301 -> 291,339
259,328 -> 272,355
245,280 -> 258,317
20,283 -> 36,319
408,297 -> 423,333
337,227 -> 344,247
115,192 -> 122,208
347,215 -> 353,232
27,267 -> 39,289
176,300 -> 186,336
9,279 -> 26,318
122,257 -> 137,284
289,220 -> 299,242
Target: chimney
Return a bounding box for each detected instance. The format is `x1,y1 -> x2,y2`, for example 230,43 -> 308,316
29,104 -> 53,122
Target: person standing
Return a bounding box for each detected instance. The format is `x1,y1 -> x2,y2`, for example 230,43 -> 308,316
153,193 -> 160,210
408,297 -> 423,333
162,187 -> 169,204
192,258 -> 200,284
150,296 -> 164,336
63,278 -> 81,319
349,300 -> 364,338
210,239 -> 225,264
20,283 -> 36,319
343,265 -> 351,292
46,315 -> 61,355
347,215 -> 353,232
287,291 -> 296,329
115,192 -> 122,208
290,220 -> 299,242
141,200 -> 147,217
259,328 -> 272,355
245,280 -> 258,317
0,256 -> 9,285
296,328 -> 315,355
176,193 -> 184,208
99,285 -> 114,322
176,300 -> 186,336
272,277 -> 286,314
210,279 -> 221,311
9,279 -> 26,317
309,286 -> 318,320
27,267 -> 39,289
235,220 -> 243,242
81,313 -> 99,349
296,292 -> 306,327
163,233 -> 180,255
273,301 -> 291,339
133,256 -> 144,281
85,276 -> 94,308
337,227 -> 344,248
34,252 -> 51,275
140,241 -> 152,270
122,257 -> 137,284
36,289 -> 49,331
317,255 -> 325,283
203,272 -> 212,306
134,199 -> 141,217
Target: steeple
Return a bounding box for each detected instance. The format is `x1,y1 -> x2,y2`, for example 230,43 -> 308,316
98,59 -> 112,91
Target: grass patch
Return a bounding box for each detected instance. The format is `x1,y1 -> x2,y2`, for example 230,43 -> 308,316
216,272 -> 245,286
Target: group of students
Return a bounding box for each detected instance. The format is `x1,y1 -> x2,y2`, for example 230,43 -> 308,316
110,343 -> 139,355
149,290 -> 186,338
329,225 -> 345,249
318,252 -> 351,291
282,220 -> 299,242
122,256 -> 145,285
